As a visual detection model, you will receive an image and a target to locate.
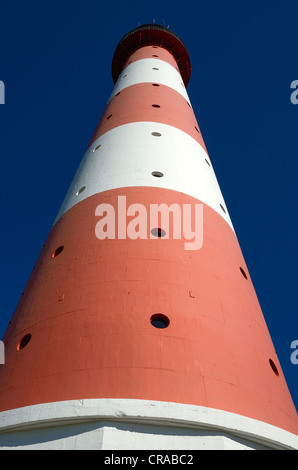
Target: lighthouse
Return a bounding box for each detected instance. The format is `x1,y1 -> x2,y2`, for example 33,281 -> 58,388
0,24 -> 297,450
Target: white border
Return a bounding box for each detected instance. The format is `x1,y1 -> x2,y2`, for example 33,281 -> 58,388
0,399 -> 297,449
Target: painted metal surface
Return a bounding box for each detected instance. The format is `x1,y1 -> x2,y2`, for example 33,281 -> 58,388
1,188 -> 298,434
0,24 -> 297,449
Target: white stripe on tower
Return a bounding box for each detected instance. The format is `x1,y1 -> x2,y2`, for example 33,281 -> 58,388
54,122 -> 233,229
109,58 -> 190,101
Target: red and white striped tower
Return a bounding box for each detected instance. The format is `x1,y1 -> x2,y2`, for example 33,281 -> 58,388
0,24 -> 297,450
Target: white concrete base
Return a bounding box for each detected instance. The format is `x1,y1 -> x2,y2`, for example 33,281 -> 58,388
0,399 -> 297,450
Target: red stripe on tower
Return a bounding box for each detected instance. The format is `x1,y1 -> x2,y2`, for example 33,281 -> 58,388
0,24 -> 297,450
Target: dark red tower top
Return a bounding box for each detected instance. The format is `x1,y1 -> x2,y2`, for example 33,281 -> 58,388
112,24 -> 191,87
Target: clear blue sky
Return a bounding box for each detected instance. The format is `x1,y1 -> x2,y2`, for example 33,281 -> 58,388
0,0 -> 297,411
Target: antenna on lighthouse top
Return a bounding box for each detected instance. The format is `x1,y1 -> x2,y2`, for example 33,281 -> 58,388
160,18 -> 169,29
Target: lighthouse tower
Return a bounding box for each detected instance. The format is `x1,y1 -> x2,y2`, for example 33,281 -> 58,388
0,24 -> 297,450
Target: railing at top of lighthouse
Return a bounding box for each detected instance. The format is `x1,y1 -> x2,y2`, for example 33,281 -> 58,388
111,24 -> 191,87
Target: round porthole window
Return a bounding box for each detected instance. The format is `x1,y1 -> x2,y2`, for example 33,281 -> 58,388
93,144 -> 101,152
269,358 -> 279,376
150,314 -> 170,329
52,246 -> 64,258
17,334 -> 32,350
239,267 -> 248,279
76,186 -> 86,195
219,204 -> 226,213
151,227 -> 166,238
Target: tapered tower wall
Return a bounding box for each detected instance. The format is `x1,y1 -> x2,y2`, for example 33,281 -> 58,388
0,25 -> 297,450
